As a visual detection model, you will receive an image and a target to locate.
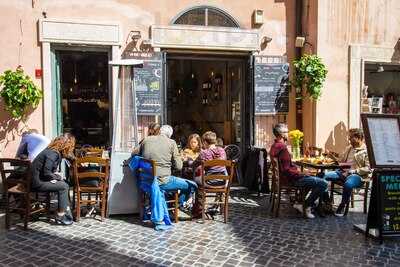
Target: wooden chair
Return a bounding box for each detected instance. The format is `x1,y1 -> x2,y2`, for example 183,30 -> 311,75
0,158 -> 49,230
136,158 -> 179,223
330,179 -> 370,215
73,156 -> 109,222
269,157 -> 307,218
199,159 -> 234,223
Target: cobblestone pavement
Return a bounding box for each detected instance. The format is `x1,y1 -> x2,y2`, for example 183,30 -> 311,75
0,191 -> 399,267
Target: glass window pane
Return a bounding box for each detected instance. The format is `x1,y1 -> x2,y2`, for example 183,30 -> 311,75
207,9 -> 237,27
175,9 -> 206,26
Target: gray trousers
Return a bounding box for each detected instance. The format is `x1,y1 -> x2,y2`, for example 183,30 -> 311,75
34,181 -> 70,210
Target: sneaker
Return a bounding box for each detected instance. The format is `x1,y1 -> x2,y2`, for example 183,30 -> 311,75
65,209 -> 74,221
335,204 -> 345,217
55,214 -> 73,225
305,207 -> 315,219
293,203 -> 303,214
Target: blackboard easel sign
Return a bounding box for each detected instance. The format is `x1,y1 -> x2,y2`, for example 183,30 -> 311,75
359,114 -> 400,242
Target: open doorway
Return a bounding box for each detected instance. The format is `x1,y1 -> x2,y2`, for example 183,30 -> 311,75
57,50 -> 110,147
166,54 -> 246,149
363,62 -> 400,114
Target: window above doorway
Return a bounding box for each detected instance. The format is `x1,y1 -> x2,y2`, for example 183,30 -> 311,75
172,6 -> 240,28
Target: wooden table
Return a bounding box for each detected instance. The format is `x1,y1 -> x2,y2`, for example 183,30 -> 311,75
294,161 -> 340,177
294,161 -> 352,177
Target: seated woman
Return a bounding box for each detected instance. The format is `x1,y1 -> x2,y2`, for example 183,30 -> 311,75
181,134 -> 202,179
193,131 -> 227,185
31,134 -> 76,225
132,122 -> 161,155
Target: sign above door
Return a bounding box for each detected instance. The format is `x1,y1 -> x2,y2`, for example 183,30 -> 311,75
151,25 -> 259,51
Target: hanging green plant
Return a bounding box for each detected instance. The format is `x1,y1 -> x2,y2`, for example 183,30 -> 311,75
292,54 -> 328,100
0,67 -> 43,119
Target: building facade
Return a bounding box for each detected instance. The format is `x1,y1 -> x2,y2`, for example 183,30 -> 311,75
0,0 -> 399,157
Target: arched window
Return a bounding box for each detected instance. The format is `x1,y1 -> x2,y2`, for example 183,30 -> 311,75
172,6 -> 240,28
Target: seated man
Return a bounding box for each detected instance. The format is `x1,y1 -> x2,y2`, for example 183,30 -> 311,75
269,123 -> 328,219
16,129 -> 50,161
323,128 -> 372,216
140,124 -> 198,209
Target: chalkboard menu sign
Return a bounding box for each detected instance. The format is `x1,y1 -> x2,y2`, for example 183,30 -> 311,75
378,172 -> 400,234
128,52 -> 162,115
360,114 -> 400,241
254,56 -> 289,114
362,114 -> 400,168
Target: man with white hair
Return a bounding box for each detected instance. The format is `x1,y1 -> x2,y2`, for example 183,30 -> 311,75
160,125 -> 173,138
140,124 -> 197,208
16,129 -> 50,161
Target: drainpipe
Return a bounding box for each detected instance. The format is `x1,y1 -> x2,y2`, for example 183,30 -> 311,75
295,0 -> 303,131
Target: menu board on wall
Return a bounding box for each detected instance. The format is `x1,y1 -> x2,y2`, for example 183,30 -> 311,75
127,52 -> 162,115
362,114 -> 400,168
254,56 -> 289,114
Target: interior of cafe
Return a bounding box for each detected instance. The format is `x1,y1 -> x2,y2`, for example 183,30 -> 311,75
363,62 -> 400,114
166,54 -> 246,148
58,50 -> 110,147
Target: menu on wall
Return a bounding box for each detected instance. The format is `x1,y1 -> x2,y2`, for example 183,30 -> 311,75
254,56 -> 289,114
377,172 -> 400,234
367,117 -> 400,166
127,52 -> 162,115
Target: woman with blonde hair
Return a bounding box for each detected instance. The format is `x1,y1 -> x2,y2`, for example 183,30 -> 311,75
182,134 -> 202,161
181,133 -> 202,179
31,134 -> 76,225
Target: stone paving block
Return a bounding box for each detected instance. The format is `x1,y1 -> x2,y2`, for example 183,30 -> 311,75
0,191 -> 399,267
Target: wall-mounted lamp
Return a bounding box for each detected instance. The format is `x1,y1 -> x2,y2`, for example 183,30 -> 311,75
261,36 -> 272,45
295,36 -> 313,48
252,10 -> 264,26
295,36 -> 305,47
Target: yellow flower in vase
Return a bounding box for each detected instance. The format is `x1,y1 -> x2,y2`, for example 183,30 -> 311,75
288,129 -> 304,159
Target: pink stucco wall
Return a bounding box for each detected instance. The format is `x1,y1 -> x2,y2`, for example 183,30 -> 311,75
315,0 -> 400,152
0,0 -> 295,157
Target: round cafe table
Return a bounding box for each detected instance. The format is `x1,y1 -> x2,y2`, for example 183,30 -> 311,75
294,160 -> 352,177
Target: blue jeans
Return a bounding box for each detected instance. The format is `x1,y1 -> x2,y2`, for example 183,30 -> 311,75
159,176 -> 198,206
294,176 -> 328,207
324,170 -> 362,205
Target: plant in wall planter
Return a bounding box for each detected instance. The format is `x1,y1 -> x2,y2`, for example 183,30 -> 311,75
0,66 -> 43,119
292,54 -> 328,100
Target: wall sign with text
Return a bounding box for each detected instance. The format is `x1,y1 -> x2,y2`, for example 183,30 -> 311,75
127,52 -> 162,115
254,56 -> 289,115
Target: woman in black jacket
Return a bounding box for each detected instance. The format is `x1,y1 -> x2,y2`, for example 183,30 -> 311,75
32,134 -> 75,225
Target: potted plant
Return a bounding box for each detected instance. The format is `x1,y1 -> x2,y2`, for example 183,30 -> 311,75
292,54 -> 328,100
0,66 -> 43,119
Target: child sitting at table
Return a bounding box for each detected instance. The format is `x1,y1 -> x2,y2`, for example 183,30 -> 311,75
181,134 -> 202,179
182,134 -> 202,161
193,131 -> 227,185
